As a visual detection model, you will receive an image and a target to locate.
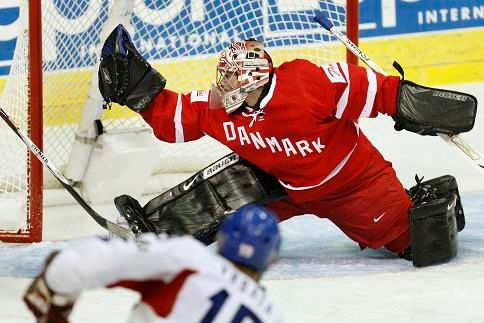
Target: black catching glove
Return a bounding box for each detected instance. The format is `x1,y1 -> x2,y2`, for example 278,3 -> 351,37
98,24 -> 166,112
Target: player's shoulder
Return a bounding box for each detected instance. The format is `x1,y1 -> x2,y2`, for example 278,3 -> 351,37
276,58 -> 320,72
140,233 -> 223,269
140,233 -> 207,251
275,58 -> 329,84
276,59 -> 347,82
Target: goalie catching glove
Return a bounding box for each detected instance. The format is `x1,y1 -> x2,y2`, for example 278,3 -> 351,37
23,252 -> 79,323
98,24 -> 166,112
392,62 -> 478,136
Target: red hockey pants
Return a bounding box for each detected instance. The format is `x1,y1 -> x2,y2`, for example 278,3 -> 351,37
267,139 -> 413,253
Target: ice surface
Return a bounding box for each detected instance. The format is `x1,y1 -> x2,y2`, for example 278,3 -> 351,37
0,82 -> 483,322
3,192 -> 478,279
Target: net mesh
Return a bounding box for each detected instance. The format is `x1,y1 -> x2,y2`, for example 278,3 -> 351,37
0,0 -> 349,237
0,1 -> 30,234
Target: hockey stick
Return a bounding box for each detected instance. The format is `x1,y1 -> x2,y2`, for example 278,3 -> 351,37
313,12 -> 484,176
0,107 -> 133,239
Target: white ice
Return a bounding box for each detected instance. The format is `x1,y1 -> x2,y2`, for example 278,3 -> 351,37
1,82 -> 483,323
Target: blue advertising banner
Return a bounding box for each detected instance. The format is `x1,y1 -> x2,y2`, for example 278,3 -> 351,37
0,0 -> 483,76
0,3 -> 19,75
359,0 -> 484,37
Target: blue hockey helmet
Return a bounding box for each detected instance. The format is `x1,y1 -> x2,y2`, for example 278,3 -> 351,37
217,204 -> 281,272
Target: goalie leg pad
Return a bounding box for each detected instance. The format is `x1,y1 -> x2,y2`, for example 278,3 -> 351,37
408,175 -> 464,231
144,156 -> 286,244
147,181 -> 227,244
114,154 -> 286,245
114,194 -> 156,234
409,192 -> 458,267
395,80 -> 477,136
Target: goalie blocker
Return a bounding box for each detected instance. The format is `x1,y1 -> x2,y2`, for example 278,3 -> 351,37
393,62 -> 478,136
114,153 -> 286,245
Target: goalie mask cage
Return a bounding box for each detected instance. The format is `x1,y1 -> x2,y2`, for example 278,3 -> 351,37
0,0 -> 358,243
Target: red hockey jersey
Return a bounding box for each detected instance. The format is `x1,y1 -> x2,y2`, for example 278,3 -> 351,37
142,59 -> 400,202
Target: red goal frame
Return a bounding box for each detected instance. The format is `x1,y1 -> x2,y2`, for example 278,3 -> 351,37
0,1 -> 43,243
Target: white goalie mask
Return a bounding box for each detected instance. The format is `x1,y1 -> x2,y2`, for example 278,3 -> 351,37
209,39 -> 273,113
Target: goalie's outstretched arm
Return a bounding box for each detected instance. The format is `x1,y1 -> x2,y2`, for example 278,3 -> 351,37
314,11 -> 481,172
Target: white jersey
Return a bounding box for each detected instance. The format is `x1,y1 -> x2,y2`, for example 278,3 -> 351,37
45,234 -> 285,323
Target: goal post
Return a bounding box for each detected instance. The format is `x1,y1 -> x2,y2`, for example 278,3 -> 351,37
0,0 -> 43,243
0,0 -> 359,243
346,0 -> 359,65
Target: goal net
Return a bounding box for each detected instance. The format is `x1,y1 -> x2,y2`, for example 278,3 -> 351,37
0,0 -> 358,242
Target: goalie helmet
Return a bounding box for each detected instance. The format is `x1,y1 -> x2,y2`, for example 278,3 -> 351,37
217,204 -> 281,272
210,39 -> 273,113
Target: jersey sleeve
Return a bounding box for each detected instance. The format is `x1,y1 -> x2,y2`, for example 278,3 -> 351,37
44,234 -> 212,295
140,89 -> 211,143
320,62 -> 400,120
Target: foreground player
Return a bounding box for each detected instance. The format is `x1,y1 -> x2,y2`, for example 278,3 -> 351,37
23,204 -> 285,323
99,25 -> 476,267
